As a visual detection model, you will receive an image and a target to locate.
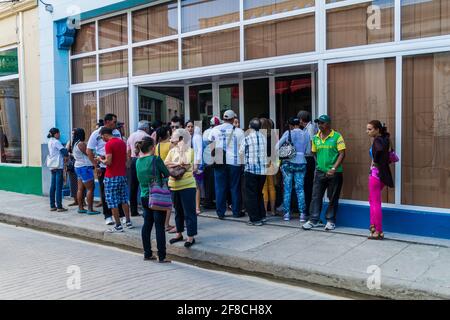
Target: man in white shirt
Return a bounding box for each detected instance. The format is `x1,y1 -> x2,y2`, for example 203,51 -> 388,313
126,120 -> 151,217
209,110 -> 245,219
87,113 -> 123,225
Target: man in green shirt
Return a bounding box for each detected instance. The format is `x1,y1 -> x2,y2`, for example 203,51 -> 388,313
302,115 -> 346,231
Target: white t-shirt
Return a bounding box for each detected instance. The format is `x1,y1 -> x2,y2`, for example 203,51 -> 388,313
47,138 -> 65,169
87,127 -> 121,168
209,123 -> 245,166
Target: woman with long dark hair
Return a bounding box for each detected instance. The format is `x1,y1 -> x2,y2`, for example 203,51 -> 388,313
47,128 -> 68,212
366,120 -> 394,240
136,136 -> 171,263
72,128 -> 99,215
155,126 -> 176,233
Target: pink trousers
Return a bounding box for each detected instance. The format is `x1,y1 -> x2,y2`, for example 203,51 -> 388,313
369,169 -> 385,233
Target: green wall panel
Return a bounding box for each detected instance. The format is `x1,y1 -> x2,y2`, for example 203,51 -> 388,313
0,166 -> 42,195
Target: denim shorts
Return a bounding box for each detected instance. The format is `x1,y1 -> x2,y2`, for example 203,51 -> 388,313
75,166 -> 94,183
104,176 -> 128,209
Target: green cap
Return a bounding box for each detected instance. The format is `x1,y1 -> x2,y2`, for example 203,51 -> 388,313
314,115 -> 331,123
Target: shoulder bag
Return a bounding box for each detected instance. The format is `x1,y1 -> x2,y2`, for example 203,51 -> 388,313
149,154 -> 172,211
278,129 -> 296,160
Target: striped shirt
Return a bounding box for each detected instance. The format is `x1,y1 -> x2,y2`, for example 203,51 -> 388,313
239,130 -> 267,175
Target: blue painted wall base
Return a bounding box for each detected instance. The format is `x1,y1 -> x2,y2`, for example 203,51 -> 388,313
331,203 -> 450,240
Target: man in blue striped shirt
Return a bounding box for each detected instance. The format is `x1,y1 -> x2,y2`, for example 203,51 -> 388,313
239,118 -> 268,226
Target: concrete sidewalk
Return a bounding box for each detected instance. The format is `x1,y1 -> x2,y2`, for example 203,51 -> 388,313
1,190 -> 450,300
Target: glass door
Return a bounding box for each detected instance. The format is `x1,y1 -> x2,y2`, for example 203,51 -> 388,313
219,83 -> 240,121
275,74 -> 312,131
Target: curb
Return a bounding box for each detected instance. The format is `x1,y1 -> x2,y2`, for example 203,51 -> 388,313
0,211 -> 447,300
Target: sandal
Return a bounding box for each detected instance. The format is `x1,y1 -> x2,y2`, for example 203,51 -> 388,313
167,227 -> 177,234
196,209 -> 201,216
165,225 -> 175,232
77,209 -> 87,214
368,231 -> 384,240
169,236 -> 184,244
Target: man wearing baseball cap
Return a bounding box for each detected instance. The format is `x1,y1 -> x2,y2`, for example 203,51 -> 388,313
302,114 -> 346,231
208,110 -> 245,219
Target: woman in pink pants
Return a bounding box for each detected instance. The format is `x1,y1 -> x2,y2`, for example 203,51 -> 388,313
366,121 -> 394,240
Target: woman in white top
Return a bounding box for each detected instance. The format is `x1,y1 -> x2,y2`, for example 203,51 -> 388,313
72,128 -> 99,215
47,128 -> 68,212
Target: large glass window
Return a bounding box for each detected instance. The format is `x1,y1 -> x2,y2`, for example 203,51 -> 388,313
182,28 -> 240,69
72,91 -> 97,137
244,78 -> 270,126
328,58 -> 396,203
72,22 -> 96,55
181,0 -> 240,33
99,50 -> 128,80
132,1 -> 178,42
245,14 -> 315,60
327,0 -> 394,49
244,0 -> 315,20
189,85 -> 213,129
402,52 -> 450,208
402,0 -> 450,40
71,56 -> 97,84
98,14 -> 128,50
133,41 -> 178,76
0,79 -> 21,164
99,89 -> 130,137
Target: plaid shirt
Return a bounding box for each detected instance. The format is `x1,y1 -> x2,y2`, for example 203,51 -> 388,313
239,130 -> 268,175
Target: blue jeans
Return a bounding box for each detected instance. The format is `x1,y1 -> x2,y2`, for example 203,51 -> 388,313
281,162 -> 306,216
50,169 -> 64,209
214,165 -> 242,217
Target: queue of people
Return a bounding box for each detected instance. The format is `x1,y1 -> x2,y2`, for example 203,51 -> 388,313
46,109 -> 396,267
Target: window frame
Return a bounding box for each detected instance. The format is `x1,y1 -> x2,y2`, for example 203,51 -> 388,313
0,45 -> 24,167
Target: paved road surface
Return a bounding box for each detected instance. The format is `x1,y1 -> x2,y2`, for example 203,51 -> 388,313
0,223 -> 347,300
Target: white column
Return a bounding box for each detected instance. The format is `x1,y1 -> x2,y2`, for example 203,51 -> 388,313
269,76 -> 276,125
317,59 -> 327,116
395,55 -> 402,205
213,82 -> 220,117
239,78 -> 244,128
184,85 -> 190,120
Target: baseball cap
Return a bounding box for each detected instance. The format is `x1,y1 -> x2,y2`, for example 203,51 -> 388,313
223,110 -> 237,120
210,116 -> 221,126
314,115 -> 331,123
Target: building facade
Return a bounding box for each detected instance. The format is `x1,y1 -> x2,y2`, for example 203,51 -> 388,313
0,0 -> 42,195
34,0 -> 450,238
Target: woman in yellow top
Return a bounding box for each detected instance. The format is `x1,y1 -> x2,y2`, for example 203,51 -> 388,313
164,128 -> 197,248
155,126 -> 175,232
155,126 -> 171,161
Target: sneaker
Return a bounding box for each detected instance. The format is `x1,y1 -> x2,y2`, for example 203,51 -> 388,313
105,217 -> 114,225
57,207 -> 68,212
283,213 -> 290,221
302,220 -> 323,230
121,217 -> 127,225
324,222 -> 336,231
247,221 -> 263,226
125,221 -> 134,229
261,217 -> 267,223
50,207 -> 57,212
106,225 -> 124,233
300,214 -> 308,223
